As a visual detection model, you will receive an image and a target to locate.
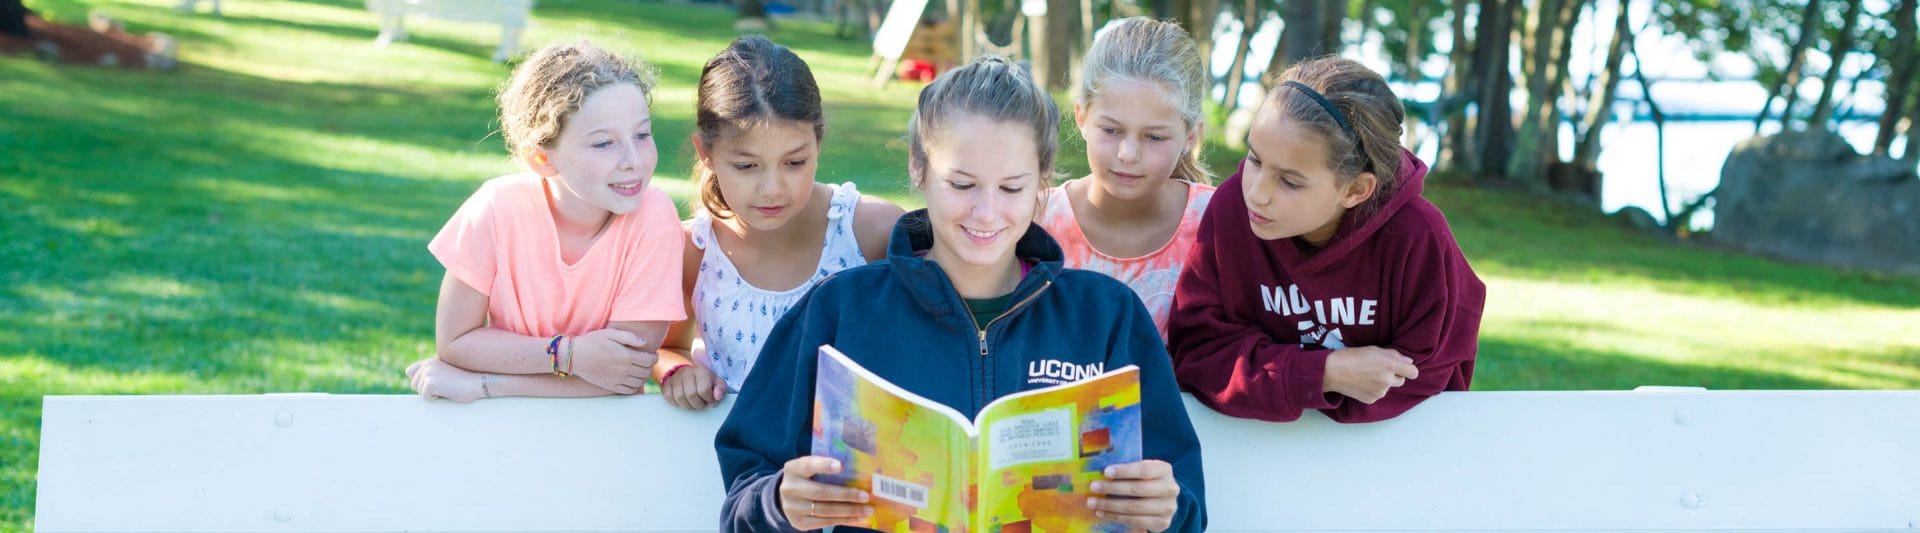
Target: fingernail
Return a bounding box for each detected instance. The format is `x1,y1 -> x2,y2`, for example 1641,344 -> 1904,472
828,460 -> 841,470
856,492 -> 869,502
1090,481 -> 1104,494
1087,497 -> 1099,509
1103,466 -> 1116,477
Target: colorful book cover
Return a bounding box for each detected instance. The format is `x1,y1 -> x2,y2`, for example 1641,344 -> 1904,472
811,344 -> 1142,533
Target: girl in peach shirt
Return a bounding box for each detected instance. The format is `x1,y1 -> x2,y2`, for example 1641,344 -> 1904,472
406,41 -> 686,403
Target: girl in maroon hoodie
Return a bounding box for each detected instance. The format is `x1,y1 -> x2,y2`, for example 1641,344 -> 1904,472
1167,57 -> 1485,423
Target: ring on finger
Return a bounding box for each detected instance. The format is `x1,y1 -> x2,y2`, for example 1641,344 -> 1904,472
808,501 -> 817,516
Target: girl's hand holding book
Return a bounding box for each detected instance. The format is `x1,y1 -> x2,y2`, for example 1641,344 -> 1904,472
778,456 -> 872,529
1089,460 -> 1181,533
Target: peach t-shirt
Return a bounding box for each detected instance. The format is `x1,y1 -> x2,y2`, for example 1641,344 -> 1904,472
428,174 -> 687,337
1037,178 -> 1215,339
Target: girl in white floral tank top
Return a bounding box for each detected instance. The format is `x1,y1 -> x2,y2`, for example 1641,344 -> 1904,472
654,36 -> 904,409
689,182 -> 869,391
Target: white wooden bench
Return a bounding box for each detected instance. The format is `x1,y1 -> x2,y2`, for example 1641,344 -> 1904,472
35,390 -> 1920,531
174,0 -> 534,62
366,0 -> 533,62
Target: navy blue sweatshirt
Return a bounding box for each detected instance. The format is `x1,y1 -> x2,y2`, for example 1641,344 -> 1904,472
715,209 -> 1207,532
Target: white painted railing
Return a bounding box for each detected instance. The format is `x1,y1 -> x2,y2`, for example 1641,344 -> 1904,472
34,391 -> 1920,531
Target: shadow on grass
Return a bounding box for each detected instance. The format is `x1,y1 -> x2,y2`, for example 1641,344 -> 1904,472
1428,182 -> 1920,309
1470,334 -> 1912,391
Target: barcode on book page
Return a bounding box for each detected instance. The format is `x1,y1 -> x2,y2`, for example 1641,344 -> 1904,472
871,473 -> 930,509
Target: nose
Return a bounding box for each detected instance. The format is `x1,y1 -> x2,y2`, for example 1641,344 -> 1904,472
755,168 -> 784,198
618,141 -> 641,172
1117,136 -> 1141,164
968,186 -> 999,221
1245,174 -> 1273,206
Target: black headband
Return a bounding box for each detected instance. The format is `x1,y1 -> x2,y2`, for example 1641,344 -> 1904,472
1282,80 -> 1366,159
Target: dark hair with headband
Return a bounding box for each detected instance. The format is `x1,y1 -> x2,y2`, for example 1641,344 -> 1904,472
1265,57 -> 1404,215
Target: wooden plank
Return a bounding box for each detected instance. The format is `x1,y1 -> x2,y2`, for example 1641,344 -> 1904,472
35,391 -> 1920,531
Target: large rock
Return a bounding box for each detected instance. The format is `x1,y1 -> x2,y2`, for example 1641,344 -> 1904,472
1715,129 -> 1920,275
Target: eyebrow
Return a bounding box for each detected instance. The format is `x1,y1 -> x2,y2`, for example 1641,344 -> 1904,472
952,169 -> 1034,181
587,118 -> 652,136
730,141 -> 815,158
1095,114 -> 1177,131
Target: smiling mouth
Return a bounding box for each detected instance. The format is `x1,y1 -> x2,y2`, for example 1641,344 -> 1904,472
964,227 -> 1002,240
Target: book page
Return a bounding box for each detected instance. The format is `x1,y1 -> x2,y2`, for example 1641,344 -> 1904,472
973,366 -> 1143,532
811,345 -> 972,531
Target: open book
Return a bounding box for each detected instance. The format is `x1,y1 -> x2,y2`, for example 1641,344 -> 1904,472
811,344 -> 1141,533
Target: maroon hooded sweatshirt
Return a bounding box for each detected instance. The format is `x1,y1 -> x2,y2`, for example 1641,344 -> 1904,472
1167,150 -> 1484,423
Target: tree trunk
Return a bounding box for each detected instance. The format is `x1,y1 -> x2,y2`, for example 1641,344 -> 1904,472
2,0 -> 29,38
1905,68 -> 1920,163
1754,0 -> 1823,132
738,0 -> 768,20
1540,0 -> 1584,167
1473,0 -> 1520,179
1875,0 -> 1917,156
1573,0 -> 1631,170
1281,0 -> 1344,64
1442,0 -> 1474,172
1354,0 -> 1376,51
1032,0 -> 1079,91
1622,34 -> 1675,223
1506,0 -> 1563,186
1402,2 -> 1426,150
959,0 -> 977,59
1182,0 -> 1219,91
1808,0 -> 1863,129
1219,0 -> 1260,109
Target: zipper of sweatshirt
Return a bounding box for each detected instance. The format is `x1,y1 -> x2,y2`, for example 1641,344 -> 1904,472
972,279 -> 1053,365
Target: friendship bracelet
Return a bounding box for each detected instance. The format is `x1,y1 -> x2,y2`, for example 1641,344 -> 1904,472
546,335 -> 564,376
661,364 -> 689,385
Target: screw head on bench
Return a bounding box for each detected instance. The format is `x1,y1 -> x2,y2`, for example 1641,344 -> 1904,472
273,506 -> 293,523
275,413 -> 294,428
1672,410 -> 1693,426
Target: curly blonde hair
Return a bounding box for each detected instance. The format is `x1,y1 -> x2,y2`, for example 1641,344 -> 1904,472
497,40 -> 658,160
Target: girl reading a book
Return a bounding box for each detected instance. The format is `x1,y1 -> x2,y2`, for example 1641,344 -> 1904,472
404,41 -> 686,403
1166,57 -> 1485,423
652,36 -> 904,410
1037,17 -> 1215,340
714,56 -> 1206,532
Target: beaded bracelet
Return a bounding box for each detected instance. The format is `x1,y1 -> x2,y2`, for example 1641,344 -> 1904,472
564,336 -> 575,376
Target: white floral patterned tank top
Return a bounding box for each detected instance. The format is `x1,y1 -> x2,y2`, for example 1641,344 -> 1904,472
690,182 -> 869,391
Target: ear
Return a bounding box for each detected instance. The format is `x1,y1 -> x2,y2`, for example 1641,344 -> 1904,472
525,147 -> 559,177
1185,121 -> 1204,156
691,134 -> 709,161
1340,171 -> 1379,210
1072,100 -> 1089,130
907,155 -> 925,189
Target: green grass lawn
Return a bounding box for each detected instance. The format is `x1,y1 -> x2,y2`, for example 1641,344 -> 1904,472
3,0 -> 1917,528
